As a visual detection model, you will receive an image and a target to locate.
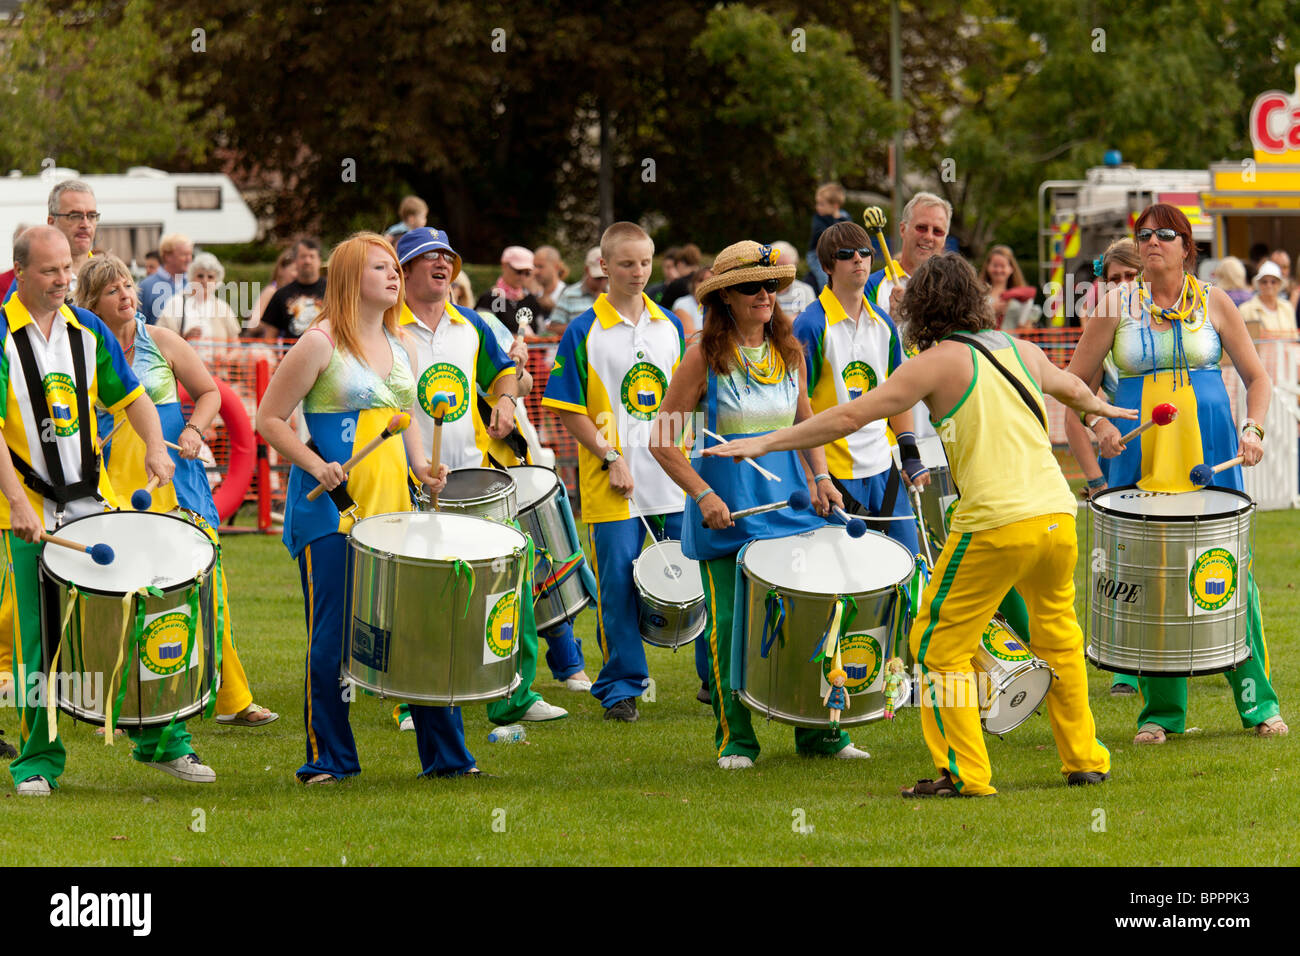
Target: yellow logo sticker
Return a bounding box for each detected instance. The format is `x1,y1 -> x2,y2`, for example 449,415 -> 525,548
418,363 -> 471,423
140,611 -> 193,678
42,372 -> 79,438
981,618 -> 1033,663
484,591 -> 518,662
1190,547 -> 1237,611
823,631 -> 882,695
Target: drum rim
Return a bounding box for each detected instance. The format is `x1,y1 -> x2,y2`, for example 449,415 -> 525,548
39,510 -> 217,598
349,510 -> 528,561
633,540 -> 704,604
740,527 -> 914,598
507,464 -> 561,514
1088,483 -> 1254,521
440,468 -> 518,507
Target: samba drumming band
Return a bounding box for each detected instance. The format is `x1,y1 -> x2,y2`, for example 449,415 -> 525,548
651,240 -> 870,767
255,232 -> 478,783
706,254 -> 1117,795
80,255 -> 278,731
2,227 -> 181,795
1068,203 -> 1287,741
542,223 -> 688,722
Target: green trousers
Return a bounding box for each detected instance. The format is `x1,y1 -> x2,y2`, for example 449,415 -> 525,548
701,555 -> 849,760
1137,572 -> 1280,732
5,532 -> 193,790
487,535 -> 542,724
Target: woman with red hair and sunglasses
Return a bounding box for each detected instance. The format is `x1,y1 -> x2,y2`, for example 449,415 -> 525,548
1067,204 -> 1287,743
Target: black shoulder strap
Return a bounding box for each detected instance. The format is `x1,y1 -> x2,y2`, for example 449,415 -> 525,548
949,333 -> 1047,432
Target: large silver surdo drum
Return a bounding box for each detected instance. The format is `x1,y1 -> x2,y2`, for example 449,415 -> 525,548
509,465 -> 593,630
347,512 -> 528,704
736,526 -> 914,728
1087,486 -> 1254,677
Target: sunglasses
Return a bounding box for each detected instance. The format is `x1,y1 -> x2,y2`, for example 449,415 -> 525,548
732,278 -> 781,295
833,247 -> 873,260
418,251 -> 457,264
1136,228 -> 1179,243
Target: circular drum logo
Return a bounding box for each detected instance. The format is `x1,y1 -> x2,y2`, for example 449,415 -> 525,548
42,372 -> 79,437
981,619 -> 1033,663
841,361 -> 878,401
141,612 -> 192,677
620,362 -> 668,421
1190,547 -> 1237,611
824,631 -> 882,695
418,363 -> 470,423
485,592 -> 519,659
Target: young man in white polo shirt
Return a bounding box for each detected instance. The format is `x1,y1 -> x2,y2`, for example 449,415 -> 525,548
542,222 -> 686,722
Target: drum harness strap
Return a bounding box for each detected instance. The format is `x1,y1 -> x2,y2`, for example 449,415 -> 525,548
10,322 -> 102,525
948,333 -> 1047,433
305,437 -> 359,518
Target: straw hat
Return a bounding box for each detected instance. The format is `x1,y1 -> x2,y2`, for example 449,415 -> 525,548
695,240 -> 795,300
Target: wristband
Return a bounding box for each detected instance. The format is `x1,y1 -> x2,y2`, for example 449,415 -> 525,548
183,422 -> 204,439
1083,414 -> 1103,430
1087,475 -> 1107,490
499,394 -> 517,407
1242,421 -> 1264,440
813,473 -> 832,484
897,431 -> 921,462
692,487 -> 715,505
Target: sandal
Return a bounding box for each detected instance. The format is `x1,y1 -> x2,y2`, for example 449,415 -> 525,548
1255,716 -> 1289,737
216,703 -> 280,727
301,772 -> 338,785
1133,723 -> 1167,745
901,771 -> 965,798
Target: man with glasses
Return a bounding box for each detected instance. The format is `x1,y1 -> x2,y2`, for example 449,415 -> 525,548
866,192 -> 952,321
5,182 -> 100,303
139,233 -> 194,325
794,221 -> 927,557
475,246 -> 545,335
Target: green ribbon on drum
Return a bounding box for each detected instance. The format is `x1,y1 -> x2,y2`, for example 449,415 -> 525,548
441,559 -> 477,619
810,594 -> 858,663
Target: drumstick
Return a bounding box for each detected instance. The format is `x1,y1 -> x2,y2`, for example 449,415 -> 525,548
306,412 -> 412,502
831,506 -> 868,539
862,207 -> 908,284
908,485 -> 935,567
41,532 -> 115,565
97,417 -> 126,453
131,476 -> 160,511
1117,402 -> 1178,447
699,427 -> 780,481
725,489 -> 812,522
162,439 -> 216,465
1189,456 -> 1244,487
427,392 -> 453,510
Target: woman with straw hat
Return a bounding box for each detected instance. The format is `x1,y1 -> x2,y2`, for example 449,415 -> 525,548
650,240 -> 870,768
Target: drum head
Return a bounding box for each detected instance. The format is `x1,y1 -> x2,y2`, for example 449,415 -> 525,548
442,468 -> 516,502
350,512 -> 527,560
42,511 -> 215,594
509,466 -> 559,510
634,540 -> 703,603
743,526 -> 914,595
1090,485 -> 1252,520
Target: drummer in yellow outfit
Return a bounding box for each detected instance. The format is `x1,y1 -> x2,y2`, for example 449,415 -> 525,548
709,254 -> 1127,795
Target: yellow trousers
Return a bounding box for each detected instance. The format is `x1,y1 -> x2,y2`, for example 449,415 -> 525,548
910,513 -> 1109,795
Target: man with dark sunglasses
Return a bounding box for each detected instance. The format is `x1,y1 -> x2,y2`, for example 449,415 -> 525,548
794,221 -> 927,559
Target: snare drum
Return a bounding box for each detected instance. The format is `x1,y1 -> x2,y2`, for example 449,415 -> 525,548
427,468 -> 518,523
347,512 -> 529,704
914,435 -> 958,549
510,465 -> 593,630
736,526 -> 913,727
39,511 -> 218,727
1088,486 -> 1253,676
634,539 -> 705,649
972,614 -> 1052,735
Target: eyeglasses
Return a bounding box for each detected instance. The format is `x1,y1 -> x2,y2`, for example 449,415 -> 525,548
732,278 -> 781,295
52,212 -> 101,223
418,251 -> 457,264
1136,228 -> 1179,243
833,247 -> 873,261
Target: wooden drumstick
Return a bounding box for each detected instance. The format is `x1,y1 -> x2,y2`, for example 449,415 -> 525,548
699,427 -> 780,481
1117,402 -> 1178,447
1189,456 -> 1244,487
162,439 -> 216,465
306,412 -> 412,502
41,532 -> 115,565
97,417 -> 126,453
862,207 -> 908,283
426,392 -> 454,510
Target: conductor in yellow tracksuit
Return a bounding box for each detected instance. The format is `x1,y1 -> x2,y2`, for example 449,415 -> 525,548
704,254 -> 1131,796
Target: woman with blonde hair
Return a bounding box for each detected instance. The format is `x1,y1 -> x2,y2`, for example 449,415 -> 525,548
1212,256 -> 1252,307
256,232 -> 480,782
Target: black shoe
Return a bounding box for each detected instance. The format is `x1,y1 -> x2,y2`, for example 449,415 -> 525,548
1066,770 -> 1110,786
1110,683 -> 1138,697
604,698 -> 639,722
696,682 -> 711,705
0,730 -> 17,760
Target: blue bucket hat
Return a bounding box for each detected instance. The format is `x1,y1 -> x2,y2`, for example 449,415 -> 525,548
395,227 -> 462,279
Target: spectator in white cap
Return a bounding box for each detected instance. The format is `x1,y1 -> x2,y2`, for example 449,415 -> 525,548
475,245 -> 544,335
547,247 -> 609,333
1239,259 -> 1296,337
771,241 -> 816,317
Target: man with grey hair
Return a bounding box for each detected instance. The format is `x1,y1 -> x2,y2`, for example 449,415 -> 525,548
865,192 -> 953,319
4,181 -> 100,303
138,233 -> 194,325
771,240 -> 815,317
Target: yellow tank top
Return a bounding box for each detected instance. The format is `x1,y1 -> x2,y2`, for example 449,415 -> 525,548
933,331 -> 1075,532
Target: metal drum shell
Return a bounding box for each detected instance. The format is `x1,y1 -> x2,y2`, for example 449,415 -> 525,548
633,540 -> 706,649
509,465 -> 592,631
971,615 -> 1053,735
1087,486 -> 1254,677
737,528 -> 913,728
347,512 -> 528,705
916,463 -> 958,549
425,467 -> 518,524
39,512 -> 217,728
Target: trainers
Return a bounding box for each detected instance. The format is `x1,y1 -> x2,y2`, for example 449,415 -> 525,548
1066,770 -> 1110,786
0,730 -> 17,760
1110,683 -> 1137,697
398,715 -> 414,732
149,753 -> 216,783
520,699 -> 569,722
834,744 -> 871,759
16,775 -> 50,796
717,754 -> 753,770
604,698 -> 639,722
696,682 -> 711,705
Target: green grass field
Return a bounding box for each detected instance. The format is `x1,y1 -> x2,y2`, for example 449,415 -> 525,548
4,508 -> 1297,867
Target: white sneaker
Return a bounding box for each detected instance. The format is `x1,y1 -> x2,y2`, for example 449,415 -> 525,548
149,753 -> 216,783
834,744 -> 870,759
520,699 -> 568,722
16,775 -> 50,796
717,755 -> 754,770
563,676 -> 593,692
398,715 -> 415,732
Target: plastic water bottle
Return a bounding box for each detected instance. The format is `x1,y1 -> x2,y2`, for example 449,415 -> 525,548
488,724 -> 526,743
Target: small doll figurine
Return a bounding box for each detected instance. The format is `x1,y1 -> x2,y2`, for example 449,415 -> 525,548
883,657 -> 907,719
823,668 -> 849,731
